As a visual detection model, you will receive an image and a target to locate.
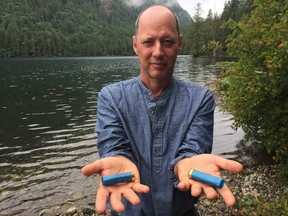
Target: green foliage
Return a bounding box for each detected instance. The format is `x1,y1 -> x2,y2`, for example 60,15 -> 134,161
0,0 -> 192,57
186,0 -> 253,57
188,4 -> 220,57
221,0 -> 254,22
232,187 -> 288,215
0,0 -> 254,58
0,0 -> 257,58
221,0 -> 288,179
0,0 -> 140,57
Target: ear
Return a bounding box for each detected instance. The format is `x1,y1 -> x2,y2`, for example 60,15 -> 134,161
178,34 -> 183,54
132,36 -> 138,55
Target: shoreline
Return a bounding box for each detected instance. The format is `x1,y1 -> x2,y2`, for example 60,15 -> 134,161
195,137 -> 284,214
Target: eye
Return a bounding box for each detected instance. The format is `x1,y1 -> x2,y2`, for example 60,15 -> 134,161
142,40 -> 153,46
162,39 -> 175,46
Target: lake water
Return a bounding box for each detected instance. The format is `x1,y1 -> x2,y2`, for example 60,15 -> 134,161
0,56 -> 244,215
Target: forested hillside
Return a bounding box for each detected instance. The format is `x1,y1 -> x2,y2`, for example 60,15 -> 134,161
183,0 -> 254,56
0,0 -> 191,57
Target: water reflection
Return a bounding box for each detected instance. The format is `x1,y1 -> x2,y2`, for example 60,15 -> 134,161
175,56 -> 218,84
0,56 -> 243,215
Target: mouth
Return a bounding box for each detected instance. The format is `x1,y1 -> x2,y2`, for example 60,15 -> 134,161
151,62 -> 166,68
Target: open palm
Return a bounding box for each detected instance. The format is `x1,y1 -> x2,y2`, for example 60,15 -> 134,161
82,156 -> 150,213
175,154 -> 243,206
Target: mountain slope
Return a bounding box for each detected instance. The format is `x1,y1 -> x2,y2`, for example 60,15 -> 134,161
0,0 -> 191,57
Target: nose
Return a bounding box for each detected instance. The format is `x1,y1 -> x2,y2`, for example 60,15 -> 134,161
153,41 -> 164,57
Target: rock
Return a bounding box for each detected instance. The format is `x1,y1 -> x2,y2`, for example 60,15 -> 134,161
218,205 -> 226,212
39,210 -> 54,216
82,206 -> 95,214
63,207 -> 78,216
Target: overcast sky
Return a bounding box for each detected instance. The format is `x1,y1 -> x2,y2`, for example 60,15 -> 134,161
178,0 -> 227,17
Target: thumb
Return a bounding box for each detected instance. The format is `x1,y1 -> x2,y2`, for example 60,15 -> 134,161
82,160 -> 103,176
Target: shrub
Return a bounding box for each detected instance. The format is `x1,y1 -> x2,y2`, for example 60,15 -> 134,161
220,0 -> 288,179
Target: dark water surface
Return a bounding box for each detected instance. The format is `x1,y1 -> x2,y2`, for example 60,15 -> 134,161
0,56 -> 243,215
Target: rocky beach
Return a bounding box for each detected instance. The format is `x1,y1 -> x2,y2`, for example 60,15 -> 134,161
196,164 -> 285,215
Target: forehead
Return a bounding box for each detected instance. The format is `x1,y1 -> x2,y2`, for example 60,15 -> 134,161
137,7 -> 178,35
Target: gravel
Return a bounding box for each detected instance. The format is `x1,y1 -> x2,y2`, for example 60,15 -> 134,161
196,164 -> 284,215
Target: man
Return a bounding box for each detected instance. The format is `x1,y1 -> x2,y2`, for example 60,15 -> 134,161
82,5 -> 243,216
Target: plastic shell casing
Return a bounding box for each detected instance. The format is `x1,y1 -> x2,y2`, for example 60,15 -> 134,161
188,169 -> 224,188
102,172 -> 135,186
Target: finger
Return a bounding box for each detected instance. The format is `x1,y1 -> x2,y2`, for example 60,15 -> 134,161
132,183 -> 150,193
202,185 -> 218,200
177,181 -> 190,191
122,188 -> 141,205
217,184 -> 236,206
214,156 -> 243,173
96,187 -> 109,213
177,177 -> 196,191
177,171 -> 192,191
191,183 -> 202,197
110,192 -> 125,212
82,160 -> 103,176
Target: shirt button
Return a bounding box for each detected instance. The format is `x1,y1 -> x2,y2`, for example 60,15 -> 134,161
153,147 -> 160,155
154,127 -> 162,135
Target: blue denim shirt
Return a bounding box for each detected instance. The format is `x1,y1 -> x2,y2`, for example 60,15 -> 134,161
96,76 -> 215,216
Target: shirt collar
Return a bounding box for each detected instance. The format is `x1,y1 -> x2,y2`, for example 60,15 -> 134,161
137,76 -> 174,101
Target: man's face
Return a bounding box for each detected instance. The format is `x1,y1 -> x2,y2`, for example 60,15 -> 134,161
132,7 -> 183,84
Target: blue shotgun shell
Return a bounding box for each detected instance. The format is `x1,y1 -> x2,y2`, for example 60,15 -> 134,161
102,172 -> 135,186
188,169 -> 224,188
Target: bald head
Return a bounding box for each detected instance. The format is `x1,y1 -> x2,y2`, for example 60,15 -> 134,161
135,5 -> 180,36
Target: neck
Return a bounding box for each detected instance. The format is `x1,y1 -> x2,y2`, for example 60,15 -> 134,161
140,75 -> 172,99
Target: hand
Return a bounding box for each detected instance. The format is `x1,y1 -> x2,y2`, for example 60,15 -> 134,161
174,154 -> 243,206
82,156 -> 150,213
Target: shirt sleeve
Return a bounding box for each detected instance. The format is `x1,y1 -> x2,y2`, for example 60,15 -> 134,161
96,87 -> 135,163
168,90 -> 215,187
